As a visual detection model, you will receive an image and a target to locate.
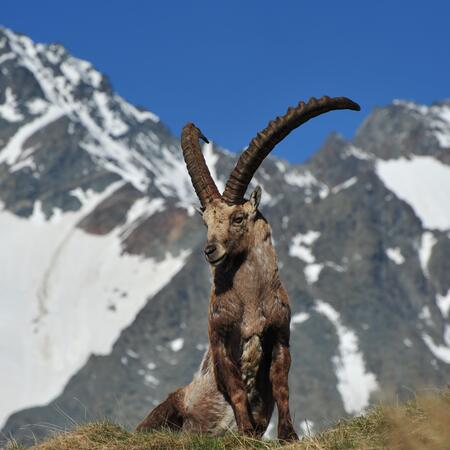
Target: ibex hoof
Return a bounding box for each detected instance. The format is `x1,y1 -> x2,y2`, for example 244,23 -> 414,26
242,427 -> 259,438
278,428 -> 299,441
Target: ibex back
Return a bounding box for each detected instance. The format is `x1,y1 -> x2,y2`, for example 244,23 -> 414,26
136,96 -> 360,440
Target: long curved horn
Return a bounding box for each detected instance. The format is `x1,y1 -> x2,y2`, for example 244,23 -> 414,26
181,123 -> 221,208
222,96 -> 360,205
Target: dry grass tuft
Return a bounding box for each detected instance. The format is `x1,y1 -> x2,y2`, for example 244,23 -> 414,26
8,389 -> 450,450
386,389 -> 450,450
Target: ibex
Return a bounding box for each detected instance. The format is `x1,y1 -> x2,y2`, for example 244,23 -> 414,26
137,96 -> 360,440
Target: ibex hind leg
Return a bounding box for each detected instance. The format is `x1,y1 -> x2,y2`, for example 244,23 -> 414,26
136,392 -> 185,432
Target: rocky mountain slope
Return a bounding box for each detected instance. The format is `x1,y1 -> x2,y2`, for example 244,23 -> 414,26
1,27 -> 449,446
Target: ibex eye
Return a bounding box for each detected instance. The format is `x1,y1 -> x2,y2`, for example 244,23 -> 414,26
233,216 -> 244,224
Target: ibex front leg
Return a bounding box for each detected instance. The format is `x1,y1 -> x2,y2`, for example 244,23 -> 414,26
270,330 -> 298,441
210,330 -> 255,434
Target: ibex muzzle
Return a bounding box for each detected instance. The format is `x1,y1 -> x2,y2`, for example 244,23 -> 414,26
204,241 -> 225,265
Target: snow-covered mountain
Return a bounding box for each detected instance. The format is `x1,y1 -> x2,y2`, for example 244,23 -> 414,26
0,26 -> 199,428
1,26 -> 450,446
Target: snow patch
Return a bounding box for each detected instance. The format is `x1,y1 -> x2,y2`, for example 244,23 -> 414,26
376,156 -> 450,230
437,290 -> 450,318
422,331 -> 450,364
403,338 -> 413,348
0,105 -> 64,164
342,145 -> 374,161
331,177 -> 358,194
60,59 -> 81,85
169,338 -> 184,352
290,312 -> 310,330
394,100 -> 450,148
0,52 -> 15,65
77,107 -> 153,192
386,247 -> 405,265
435,105 -> 450,147
289,231 -> 321,264
393,99 -> 428,114
289,232 -> 346,284
10,155 -> 38,173
126,349 -> 139,359
60,56 -> 103,88
319,185 -> 330,199
203,141 -> 225,193
27,97 -> 49,115
69,187 -> 95,207
0,188 -> 190,427
30,200 -> 47,224
328,261 -> 346,272
304,263 -> 324,284
117,96 -> 159,123
152,145 -> 195,204
0,87 -> 23,122
419,231 -> 437,278
418,306 -> 434,327
93,91 -> 129,137
284,170 -> 318,188
144,374 -> 160,386
275,160 -> 286,173
315,300 -> 378,414
120,197 -> 165,239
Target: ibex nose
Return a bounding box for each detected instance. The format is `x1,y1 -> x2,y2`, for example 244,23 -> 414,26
204,243 -> 217,256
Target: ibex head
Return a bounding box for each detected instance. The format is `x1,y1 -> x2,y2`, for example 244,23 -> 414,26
200,187 -> 261,266
181,96 -> 360,267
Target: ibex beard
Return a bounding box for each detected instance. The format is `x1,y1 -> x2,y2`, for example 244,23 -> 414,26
136,96 -> 360,440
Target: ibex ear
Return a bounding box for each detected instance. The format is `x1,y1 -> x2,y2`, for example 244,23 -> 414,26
249,186 -> 262,211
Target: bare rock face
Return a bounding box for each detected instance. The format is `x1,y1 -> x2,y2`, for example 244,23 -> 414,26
1,27 -> 450,446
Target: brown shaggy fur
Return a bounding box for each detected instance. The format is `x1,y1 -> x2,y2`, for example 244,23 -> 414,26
137,191 -> 298,440
137,96 -> 360,440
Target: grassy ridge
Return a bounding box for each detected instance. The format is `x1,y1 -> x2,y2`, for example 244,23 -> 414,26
7,390 -> 450,450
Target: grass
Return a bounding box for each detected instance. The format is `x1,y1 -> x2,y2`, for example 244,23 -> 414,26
6,389 -> 450,450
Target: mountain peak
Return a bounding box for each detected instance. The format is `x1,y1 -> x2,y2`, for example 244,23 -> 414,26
0,26 -> 106,93
354,99 -> 450,160
0,27 -> 203,218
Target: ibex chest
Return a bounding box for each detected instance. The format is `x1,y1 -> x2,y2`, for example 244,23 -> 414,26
210,287 -> 289,340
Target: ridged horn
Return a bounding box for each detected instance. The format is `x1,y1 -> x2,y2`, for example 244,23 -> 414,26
181,123 -> 220,208
222,96 -> 361,205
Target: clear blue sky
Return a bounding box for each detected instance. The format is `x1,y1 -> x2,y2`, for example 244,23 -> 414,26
2,1 -> 449,162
